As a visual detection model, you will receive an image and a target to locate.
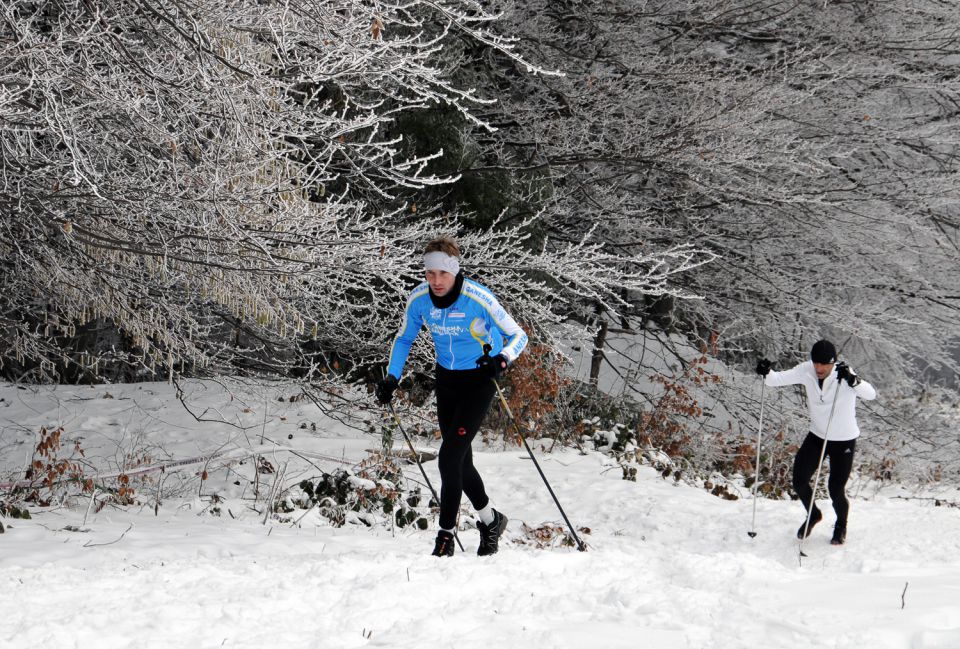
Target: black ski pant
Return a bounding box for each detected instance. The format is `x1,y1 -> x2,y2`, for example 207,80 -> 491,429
792,432 -> 856,526
434,366 -> 496,531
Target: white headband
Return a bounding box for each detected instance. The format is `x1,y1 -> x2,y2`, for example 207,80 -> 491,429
423,251 -> 460,275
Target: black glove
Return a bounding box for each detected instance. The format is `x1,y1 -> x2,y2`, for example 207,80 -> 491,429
476,353 -> 508,379
835,362 -> 860,387
375,375 -> 398,405
755,358 -> 772,377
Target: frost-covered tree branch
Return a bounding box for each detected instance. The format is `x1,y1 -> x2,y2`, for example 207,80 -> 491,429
424,0 -> 960,476
0,0 -> 704,387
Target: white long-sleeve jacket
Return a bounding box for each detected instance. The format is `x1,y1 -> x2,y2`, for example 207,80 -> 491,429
764,360 -> 877,441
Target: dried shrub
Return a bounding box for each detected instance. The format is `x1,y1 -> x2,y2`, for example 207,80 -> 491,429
637,352 -> 720,456
735,429 -> 797,499
515,521 -> 590,549
7,426 -> 146,512
20,426 -> 91,506
484,343 -> 571,445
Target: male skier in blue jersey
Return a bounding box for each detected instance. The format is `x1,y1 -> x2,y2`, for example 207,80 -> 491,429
376,236 -> 528,557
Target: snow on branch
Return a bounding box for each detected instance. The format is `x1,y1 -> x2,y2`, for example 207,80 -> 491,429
0,0 -> 558,382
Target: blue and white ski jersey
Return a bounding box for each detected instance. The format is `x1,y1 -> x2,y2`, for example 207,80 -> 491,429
386,278 -> 528,378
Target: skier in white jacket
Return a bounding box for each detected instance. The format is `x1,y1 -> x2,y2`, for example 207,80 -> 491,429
756,340 -> 877,545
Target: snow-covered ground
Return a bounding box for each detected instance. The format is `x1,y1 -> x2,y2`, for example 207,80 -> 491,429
2,380 -> 959,649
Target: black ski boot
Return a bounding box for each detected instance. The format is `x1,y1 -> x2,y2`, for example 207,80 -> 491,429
431,530 -> 455,557
477,510 -> 508,556
831,522 -> 847,546
796,508 -> 822,539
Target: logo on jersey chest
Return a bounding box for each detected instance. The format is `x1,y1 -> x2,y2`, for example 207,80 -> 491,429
429,307 -> 466,321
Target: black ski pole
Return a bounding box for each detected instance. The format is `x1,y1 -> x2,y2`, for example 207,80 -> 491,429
483,346 -> 587,552
387,402 -> 465,552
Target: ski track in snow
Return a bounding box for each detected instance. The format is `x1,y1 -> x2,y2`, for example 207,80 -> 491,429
2,382 -> 960,649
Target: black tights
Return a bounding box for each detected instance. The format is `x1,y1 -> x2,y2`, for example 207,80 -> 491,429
792,432 -> 856,525
435,367 -> 496,531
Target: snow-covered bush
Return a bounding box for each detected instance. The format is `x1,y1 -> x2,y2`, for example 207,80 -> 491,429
296,456 -> 430,530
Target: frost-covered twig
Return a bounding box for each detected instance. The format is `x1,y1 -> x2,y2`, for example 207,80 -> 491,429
82,523 -> 133,548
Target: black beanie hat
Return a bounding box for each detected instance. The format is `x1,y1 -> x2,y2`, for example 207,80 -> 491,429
810,339 -> 837,364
